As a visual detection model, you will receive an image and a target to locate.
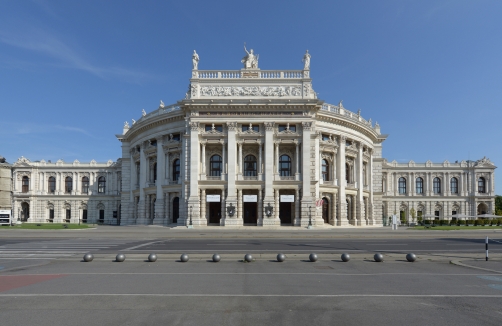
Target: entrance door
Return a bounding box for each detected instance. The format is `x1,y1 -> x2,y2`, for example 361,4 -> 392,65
279,202 -> 292,225
209,202 -> 221,224
172,197 -> 179,224
243,202 -> 257,225
322,198 -> 329,223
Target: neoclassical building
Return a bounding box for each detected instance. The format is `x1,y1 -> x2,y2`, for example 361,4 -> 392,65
9,49 -> 497,226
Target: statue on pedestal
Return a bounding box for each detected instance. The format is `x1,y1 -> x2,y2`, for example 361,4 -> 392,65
302,50 -> 311,70
192,50 -> 199,70
241,43 -> 259,69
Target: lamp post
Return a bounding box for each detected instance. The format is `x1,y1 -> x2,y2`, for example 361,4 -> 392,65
188,205 -> 193,228
307,205 -> 313,229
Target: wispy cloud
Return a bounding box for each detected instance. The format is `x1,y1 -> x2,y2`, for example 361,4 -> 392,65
1,122 -> 95,138
0,29 -> 158,83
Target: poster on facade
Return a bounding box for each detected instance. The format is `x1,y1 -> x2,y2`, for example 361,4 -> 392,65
280,195 -> 294,202
0,210 -> 10,225
243,195 -> 257,202
206,195 -> 221,202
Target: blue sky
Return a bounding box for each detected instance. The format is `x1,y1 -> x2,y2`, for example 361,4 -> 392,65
1,0 -> 501,193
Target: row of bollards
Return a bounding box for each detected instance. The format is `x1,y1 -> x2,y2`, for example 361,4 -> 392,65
83,252 -> 418,263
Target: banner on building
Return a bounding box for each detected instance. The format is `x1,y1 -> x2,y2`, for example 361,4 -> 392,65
206,195 -> 221,202
280,195 -> 294,202
243,195 -> 257,202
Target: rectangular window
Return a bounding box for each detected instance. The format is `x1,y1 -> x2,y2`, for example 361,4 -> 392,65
242,125 -> 259,132
66,209 -> 71,220
172,134 -> 181,141
82,209 -> 88,222
322,134 -> 330,141
99,210 -> 104,221
205,125 -> 223,132
278,125 -> 296,132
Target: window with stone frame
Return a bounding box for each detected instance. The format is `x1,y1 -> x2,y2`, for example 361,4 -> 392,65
205,124 -> 223,132
478,177 -> 486,193
81,177 -> 89,194
172,159 -> 180,181
416,177 -> 423,194
98,176 -> 106,193
450,177 -> 458,194
65,177 -> 73,194
433,177 -> 441,194
210,155 -> 222,176
244,155 -> 257,176
322,159 -> 329,181
398,177 -> 407,194
48,176 -> 56,194
22,176 -> 29,193
279,155 -> 292,176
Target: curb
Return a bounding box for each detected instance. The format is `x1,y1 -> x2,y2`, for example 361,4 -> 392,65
450,260 -> 502,274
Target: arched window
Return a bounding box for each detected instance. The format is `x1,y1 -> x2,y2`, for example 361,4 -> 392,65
450,177 -> 458,194
433,177 -> 441,194
398,177 -> 406,194
65,177 -> 72,193
172,159 -> 180,181
82,177 -> 89,194
416,177 -> 423,194
22,176 -> 29,193
279,155 -> 291,176
244,155 -> 257,177
210,155 -> 222,176
48,176 -> 56,194
478,177 -> 486,193
322,159 -> 329,181
345,163 -> 350,182
98,176 -> 106,193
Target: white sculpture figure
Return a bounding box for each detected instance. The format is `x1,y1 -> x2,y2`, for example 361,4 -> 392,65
169,134 -> 173,140
338,100 -> 344,109
142,109 -> 146,117
357,109 -> 361,116
124,121 -> 130,128
302,50 -> 311,70
192,50 -> 199,70
241,43 -> 259,69
159,100 -> 165,108
132,119 -> 136,124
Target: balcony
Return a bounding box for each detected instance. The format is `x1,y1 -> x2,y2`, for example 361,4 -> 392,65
279,176 -> 296,181
243,176 -> 258,181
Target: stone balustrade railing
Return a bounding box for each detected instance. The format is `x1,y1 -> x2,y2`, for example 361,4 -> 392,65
193,70 -> 305,79
321,103 -> 374,129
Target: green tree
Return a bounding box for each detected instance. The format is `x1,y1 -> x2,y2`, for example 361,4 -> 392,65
496,195 -> 502,216
410,207 -> 416,222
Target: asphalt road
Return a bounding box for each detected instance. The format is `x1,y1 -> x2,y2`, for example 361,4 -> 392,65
1,257 -> 502,325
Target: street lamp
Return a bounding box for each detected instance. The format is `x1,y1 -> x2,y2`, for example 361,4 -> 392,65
307,205 -> 313,229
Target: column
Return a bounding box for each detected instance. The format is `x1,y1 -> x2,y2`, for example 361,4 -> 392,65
331,192 -> 337,226
166,193 -> 170,224
12,172 -> 17,192
225,122 -> 239,225
258,188 -> 263,226
237,189 -> 242,221
263,122 -> 278,226
425,172 -> 430,196
491,171 -> 495,194
42,172 -> 46,194
319,151 -> 323,183
166,153 -> 170,182
300,122 -> 313,227
337,135 -> 347,225
138,142 -> 147,222
356,142 -> 364,225
275,189 -> 280,220
410,172 -> 414,196
220,189 -> 225,226
155,137 -> 165,222
275,142 -> 279,175
222,141 -> 226,179
368,149 -> 375,225
459,172 -> 464,196
200,189 -> 206,223
258,142 -> 263,179
294,188 -> 300,226
130,151 -> 135,203
187,122 -> 201,225
295,141 -> 300,179
238,141 -> 243,179
445,172 -> 450,196
201,142 -> 206,175
333,149 -> 337,184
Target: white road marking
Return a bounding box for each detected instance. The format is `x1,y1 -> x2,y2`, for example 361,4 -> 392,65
121,241 -> 163,251
1,294 -> 502,298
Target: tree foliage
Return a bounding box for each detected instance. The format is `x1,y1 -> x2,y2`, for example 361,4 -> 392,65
496,195 -> 502,216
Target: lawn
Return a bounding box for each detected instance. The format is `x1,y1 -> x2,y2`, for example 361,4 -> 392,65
1,223 -> 93,230
412,225 -> 502,230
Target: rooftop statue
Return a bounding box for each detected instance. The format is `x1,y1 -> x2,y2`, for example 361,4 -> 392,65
302,50 -> 311,70
0,156 -> 5,163
241,43 -> 259,69
192,50 -> 199,70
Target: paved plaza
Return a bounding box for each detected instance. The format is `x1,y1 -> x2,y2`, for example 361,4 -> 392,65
1,227 -> 502,325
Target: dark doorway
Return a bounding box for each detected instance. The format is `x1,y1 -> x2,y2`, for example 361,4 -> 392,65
243,202 -> 257,225
322,197 -> 329,223
209,202 -> 221,224
279,202 -> 292,225
173,197 -> 179,224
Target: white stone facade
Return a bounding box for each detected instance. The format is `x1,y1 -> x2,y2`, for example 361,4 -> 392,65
11,157 -> 121,224
9,49 -> 497,226
0,156 -> 13,224
382,157 -> 497,222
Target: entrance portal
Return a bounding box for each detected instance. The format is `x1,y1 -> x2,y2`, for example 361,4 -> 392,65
209,202 -> 221,224
243,202 -> 257,225
279,202 -> 292,225
172,197 -> 179,224
322,197 -> 329,223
